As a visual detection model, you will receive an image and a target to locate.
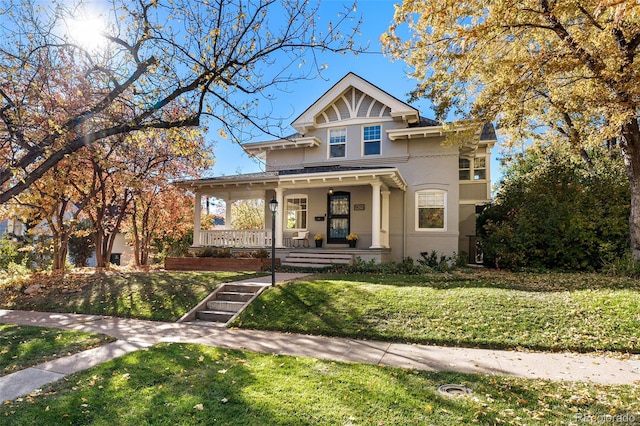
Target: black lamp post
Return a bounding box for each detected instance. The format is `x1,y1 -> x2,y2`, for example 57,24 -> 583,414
268,197 -> 278,287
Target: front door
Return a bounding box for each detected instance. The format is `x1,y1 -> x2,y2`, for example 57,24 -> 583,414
327,191 -> 350,244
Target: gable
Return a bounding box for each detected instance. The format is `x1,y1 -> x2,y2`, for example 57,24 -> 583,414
315,87 -> 392,125
292,73 -> 419,134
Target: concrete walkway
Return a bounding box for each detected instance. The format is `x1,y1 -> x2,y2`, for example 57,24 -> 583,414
1,272 -> 640,402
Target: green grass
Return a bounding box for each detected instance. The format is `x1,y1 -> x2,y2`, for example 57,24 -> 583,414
0,343 -> 638,425
233,271 -> 640,353
0,271 -> 260,322
0,324 -> 115,377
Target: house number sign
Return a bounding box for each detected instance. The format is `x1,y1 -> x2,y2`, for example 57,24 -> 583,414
353,204 -> 365,211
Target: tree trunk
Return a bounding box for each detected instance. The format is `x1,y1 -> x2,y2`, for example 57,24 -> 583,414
94,229 -> 106,268
51,232 -> 68,271
619,119 -> 640,260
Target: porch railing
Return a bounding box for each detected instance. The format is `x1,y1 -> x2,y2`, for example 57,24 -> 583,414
198,229 -> 271,248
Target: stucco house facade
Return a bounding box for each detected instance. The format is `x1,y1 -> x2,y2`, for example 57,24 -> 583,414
177,73 -> 496,263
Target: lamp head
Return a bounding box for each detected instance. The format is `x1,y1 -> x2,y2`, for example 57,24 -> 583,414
268,197 -> 278,213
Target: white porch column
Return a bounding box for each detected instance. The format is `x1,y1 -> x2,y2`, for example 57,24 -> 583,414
370,182 -> 382,248
275,187 -> 284,248
381,190 -> 390,248
225,199 -> 233,229
193,192 -> 202,246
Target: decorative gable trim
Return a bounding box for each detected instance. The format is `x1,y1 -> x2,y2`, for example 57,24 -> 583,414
315,87 -> 392,125
292,73 -> 419,134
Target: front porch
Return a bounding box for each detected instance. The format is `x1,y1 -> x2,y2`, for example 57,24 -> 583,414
192,230 -> 391,263
176,166 -> 408,264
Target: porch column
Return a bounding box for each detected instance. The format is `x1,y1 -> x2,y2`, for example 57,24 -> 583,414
225,199 -> 233,229
193,191 -> 202,246
275,187 -> 284,248
381,190 -> 390,248
370,182 -> 382,248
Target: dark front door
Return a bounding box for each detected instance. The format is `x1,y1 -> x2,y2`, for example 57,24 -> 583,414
327,191 -> 350,243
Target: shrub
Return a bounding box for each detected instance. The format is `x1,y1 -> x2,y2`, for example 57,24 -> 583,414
251,249 -> 269,259
601,253 -> 640,278
418,250 -> 454,272
195,247 -> 233,258
478,146 -> 629,271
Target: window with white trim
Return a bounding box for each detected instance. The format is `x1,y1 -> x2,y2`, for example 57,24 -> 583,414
416,190 -> 446,230
285,195 -> 308,230
459,157 -> 487,181
473,157 -> 486,180
329,128 -> 346,158
459,158 -> 471,180
363,125 -> 381,156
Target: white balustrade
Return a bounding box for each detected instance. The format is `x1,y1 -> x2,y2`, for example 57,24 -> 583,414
198,229 -> 272,248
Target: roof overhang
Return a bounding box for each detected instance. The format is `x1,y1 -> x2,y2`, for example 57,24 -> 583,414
242,136 -> 321,159
278,168 -> 407,191
174,167 -> 407,194
388,121 -> 496,158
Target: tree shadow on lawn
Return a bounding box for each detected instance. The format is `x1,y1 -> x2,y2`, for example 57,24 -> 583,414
0,271 -> 258,321
3,344 -> 636,425
320,270 -> 640,292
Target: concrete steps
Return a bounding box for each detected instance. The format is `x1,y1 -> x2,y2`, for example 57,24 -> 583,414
180,282 -> 267,325
282,251 -> 354,268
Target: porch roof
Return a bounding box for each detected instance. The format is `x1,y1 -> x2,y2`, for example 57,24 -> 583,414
175,166 -> 407,193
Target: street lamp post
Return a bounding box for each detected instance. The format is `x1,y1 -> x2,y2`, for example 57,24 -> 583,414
268,197 -> 278,287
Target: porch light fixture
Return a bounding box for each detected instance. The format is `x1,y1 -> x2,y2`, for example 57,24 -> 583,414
268,197 -> 278,286
328,188 -> 333,195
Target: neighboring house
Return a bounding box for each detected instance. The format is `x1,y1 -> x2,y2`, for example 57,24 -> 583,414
177,73 -> 496,263
0,218 -> 25,239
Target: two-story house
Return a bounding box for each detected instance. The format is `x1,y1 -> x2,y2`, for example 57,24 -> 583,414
177,73 -> 495,264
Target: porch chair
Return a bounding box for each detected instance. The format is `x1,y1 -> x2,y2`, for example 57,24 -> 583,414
291,231 -> 310,247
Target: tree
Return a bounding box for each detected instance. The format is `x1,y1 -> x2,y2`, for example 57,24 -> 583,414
383,1 -> 640,258
478,145 -> 630,270
127,126 -> 210,266
68,219 -> 95,268
0,0 -> 362,204
12,160 -> 87,271
231,199 -> 265,230
130,186 -> 194,266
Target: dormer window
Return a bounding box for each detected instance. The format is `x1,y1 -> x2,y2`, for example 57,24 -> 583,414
363,125 -> 381,156
329,128 -> 346,158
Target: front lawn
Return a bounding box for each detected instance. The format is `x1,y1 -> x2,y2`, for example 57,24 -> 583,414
1,343 -> 638,425
233,271 -> 640,354
0,271 -> 260,322
0,324 -> 115,377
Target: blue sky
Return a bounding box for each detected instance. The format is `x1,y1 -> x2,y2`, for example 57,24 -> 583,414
209,0 -> 446,176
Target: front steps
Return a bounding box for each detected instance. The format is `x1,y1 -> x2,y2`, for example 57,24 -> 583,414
179,283 -> 267,325
282,251 -> 354,268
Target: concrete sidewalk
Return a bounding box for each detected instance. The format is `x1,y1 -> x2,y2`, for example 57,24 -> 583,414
1,273 -> 640,402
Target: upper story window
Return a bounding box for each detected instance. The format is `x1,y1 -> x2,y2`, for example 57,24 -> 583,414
459,158 -> 471,180
329,128 -> 346,158
363,125 -> 381,156
285,195 -> 308,230
459,157 -> 487,181
473,157 -> 486,180
416,190 -> 446,231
